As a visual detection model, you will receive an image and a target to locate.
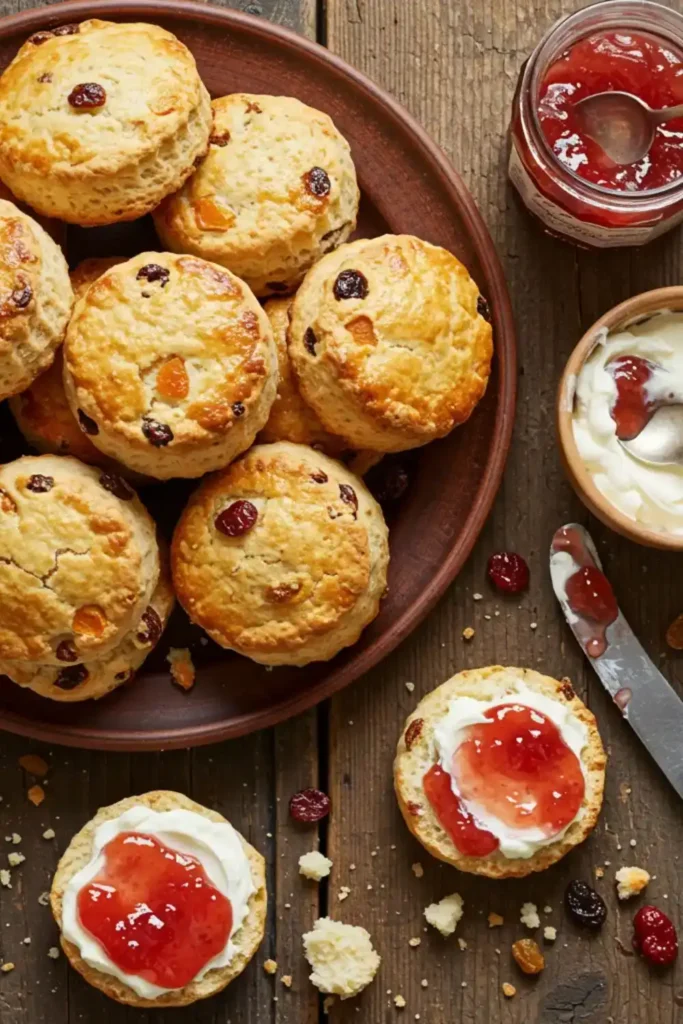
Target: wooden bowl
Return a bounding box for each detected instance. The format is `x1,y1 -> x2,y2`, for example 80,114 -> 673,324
0,0 -> 516,750
558,286 -> 683,552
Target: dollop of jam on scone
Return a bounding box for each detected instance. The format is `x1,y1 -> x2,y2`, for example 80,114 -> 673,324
394,666 -> 606,878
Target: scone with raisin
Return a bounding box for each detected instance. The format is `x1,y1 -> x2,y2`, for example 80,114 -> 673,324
0,455 -> 160,674
154,94 -> 359,298
0,199 -> 72,402
0,20 -> 212,225
171,442 -> 389,666
63,253 -> 278,480
289,234 -> 493,452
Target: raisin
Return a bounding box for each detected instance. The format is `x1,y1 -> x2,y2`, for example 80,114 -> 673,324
55,664 -> 88,690
511,938 -> 545,975
339,483 -> 358,515
311,470 -> 328,484
633,905 -> 678,967
209,131 -> 230,146
115,669 -> 134,683
289,788 -> 330,823
559,678 -> 575,700
77,408 -> 99,435
232,402 -> 245,418
136,264 -> 170,287
141,417 -> 173,447
267,581 -> 302,603
37,72 -> 52,83
0,489 -> 17,514
11,285 -> 32,308
406,801 -> 422,816
53,23 -> 79,35
404,718 -> 423,750
366,460 -> 409,503
304,327 -> 318,355
245,100 -> 262,113
666,613 -> 683,650
28,31 -> 54,45
477,295 -> 492,322
266,281 -> 290,293
99,472 -> 133,501
55,639 -> 78,663
565,880 -> 607,930
26,474 -> 53,493
215,499 -> 258,537
487,552 -> 530,594
136,607 -> 162,647
68,82 -> 106,109
333,270 -> 368,301
303,166 -> 331,197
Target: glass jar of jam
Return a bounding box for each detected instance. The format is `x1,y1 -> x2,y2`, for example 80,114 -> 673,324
510,0 -> 683,247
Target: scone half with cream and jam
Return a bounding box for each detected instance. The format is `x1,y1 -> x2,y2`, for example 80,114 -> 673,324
51,791 -> 267,1007
394,666 -> 606,878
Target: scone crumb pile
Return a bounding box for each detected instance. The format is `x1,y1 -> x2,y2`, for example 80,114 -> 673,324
302,917 -> 380,999
520,902 -> 541,929
299,850 -> 333,881
423,893 -> 464,937
615,866 -> 651,899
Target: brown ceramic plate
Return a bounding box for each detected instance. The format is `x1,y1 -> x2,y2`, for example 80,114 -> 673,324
0,0 -> 516,750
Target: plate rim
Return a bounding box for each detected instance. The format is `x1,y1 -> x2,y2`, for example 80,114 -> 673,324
0,0 -> 517,750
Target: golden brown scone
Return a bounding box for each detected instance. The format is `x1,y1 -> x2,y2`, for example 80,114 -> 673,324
154,94 -> 359,297
0,199 -> 72,401
70,257 -> 127,302
2,552 -> 174,702
0,178 -> 66,246
172,442 -> 389,666
394,666 -> 606,879
0,20 -> 212,225
51,791 -> 267,1008
0,455 -> 160,666
63,253 -> 278,480
289,234 -> 493,452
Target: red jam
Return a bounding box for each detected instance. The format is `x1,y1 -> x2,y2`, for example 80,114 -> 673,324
423,703 -> 585,857
607,355 -> 656,439
552,526 -> 619,658
539,32 -> 683,192
78,832 -> 232,990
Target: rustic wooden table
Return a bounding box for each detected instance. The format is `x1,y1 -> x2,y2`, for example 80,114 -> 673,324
0,1 -> 682,1022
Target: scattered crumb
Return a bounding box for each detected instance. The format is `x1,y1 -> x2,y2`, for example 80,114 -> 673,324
338,886 -> 351,902
299,850 -> 332,881
473,592 -> 483,601
38,892 -> 49,907
616,866 -> 650,900
520,902 -> 540,929
22,938 -> 30,946
461,981 -> 467,988
530,622 -> 538,630
1,963 -> 14,974
543,926 -> 557,942
424,892 -> 464,937
421,979 -> 428,988
462,626 -> 475,641
27,785 -> 45,806
303,918 -> 380,999
7,853 -> 24,868
263,959 -> 278,975
488,912 -> 504,928
322,995 -> 335,1014
0,869 -> 10,889
595,866 -> 605,879
10,834 -> 20,846
47,948 -> 59,960
629,838 -> 637,848
281,975 -> 292,988
543,905 -> 552,914
394,995 -> 406,1009
405,682 -> 415,693
457,937 -> 468,951
411,862 -> 424,879
42,829 -> 55,840
167,647 -> 196,691
619,782 -> 632,804
502,982 -> 516,998
408,937 -> 421,948
18,754 -> 48,777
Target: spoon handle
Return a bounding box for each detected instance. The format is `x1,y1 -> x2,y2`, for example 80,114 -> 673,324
651,102 -> 683,125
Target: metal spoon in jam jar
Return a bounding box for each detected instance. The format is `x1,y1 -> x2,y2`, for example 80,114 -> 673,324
574,91 -> 683,166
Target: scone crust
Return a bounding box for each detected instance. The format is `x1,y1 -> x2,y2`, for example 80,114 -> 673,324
171,441 -> 389,666
0,455 -> 159,665
289,234 -> 493,452
70,257 -> 127,302
63,253 -> 278,479
50,790 -> 267,1008
394,666 -> 606,879
0,199 -> 72,401
154,94 -> 359,297
0,20 -> 212,225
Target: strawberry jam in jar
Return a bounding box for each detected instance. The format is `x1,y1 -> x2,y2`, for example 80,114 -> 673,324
510,1 -> 683,247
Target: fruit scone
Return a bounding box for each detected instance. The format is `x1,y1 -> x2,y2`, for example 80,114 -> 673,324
63,253 -> 278,480
0,20 -> 212,225
288,234 -> 493,451
172,442 -> 389,666
0,198 -> 72,403
51,791 -> 267,1007
394,666 -> 606,878
0,454 -> 171,701
154,93 -> 359,297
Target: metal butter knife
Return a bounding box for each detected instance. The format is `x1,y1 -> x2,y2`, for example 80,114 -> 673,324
550,523 -> 683,800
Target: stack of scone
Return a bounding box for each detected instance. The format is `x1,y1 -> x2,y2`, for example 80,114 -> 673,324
0,17 -> 493,699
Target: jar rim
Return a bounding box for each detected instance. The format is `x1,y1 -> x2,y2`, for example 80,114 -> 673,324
525,0 -> 683,202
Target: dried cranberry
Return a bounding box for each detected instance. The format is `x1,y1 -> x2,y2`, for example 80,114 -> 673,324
209,131 -> 230,146
55,663 -> 88,690
141,417 -> 173,447
633,905 -> 678,967
136,264 -> 170,287
404,718 -> 423,750
304,167 -> 331,197
26,474 -> 53,493
266,281 -> 289,293
289,788 -> 330,823
28,31 -> 54,45
304,328 -> 318,355
487,551 -> 529,594
565,880 -> 607,930
232,402 -> 245,418
11,285 -> 32,308
311,470 -> 328,484
339,483 -> 358,514
53,23 -> 79,35
215,499 -> 258,537
77,409 -> 99,435
366,460 -> 409,503
55,639 -> 78,663
68,82 -> 106,109
333,270 -> 368,301
136,607 -> 162,647
477,295 -> 492,322
99,472 -> 133,501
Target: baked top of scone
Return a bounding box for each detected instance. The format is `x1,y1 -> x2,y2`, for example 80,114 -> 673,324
289,234 -> 493,450
51,790 -> 267,1008
394,666 -> 606,879
70,257 -> 126,302
0,455 -> 159,666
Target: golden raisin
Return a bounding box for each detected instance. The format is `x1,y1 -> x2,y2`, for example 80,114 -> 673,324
194,197 -> 235,231
72,605 -> 108,638
511,938 -> 545,975
345,315 -> 376,346
0,488 -> 16,513
156,356 -> 189,401
27,784 -> 45,806
666,613 -> 683,650
18,754 -> 48,777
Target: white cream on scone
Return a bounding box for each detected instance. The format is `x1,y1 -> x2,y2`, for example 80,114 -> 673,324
61,806 -> 256,999
433,684 -> 589,860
